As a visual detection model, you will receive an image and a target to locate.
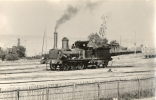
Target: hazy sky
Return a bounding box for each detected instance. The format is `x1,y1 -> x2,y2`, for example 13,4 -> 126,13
0,0 -> 155,56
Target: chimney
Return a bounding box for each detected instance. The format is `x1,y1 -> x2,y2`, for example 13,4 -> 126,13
17,38 -> 20,46
53,32 -> 58,49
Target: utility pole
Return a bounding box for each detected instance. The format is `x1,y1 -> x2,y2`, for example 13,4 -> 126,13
42,29 -> 46,56
119,35 -> 122,46
134,32 -> 136,54
119,36 -> 122,52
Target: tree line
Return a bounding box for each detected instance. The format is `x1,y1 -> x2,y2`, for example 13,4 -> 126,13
0,45 -> 26,61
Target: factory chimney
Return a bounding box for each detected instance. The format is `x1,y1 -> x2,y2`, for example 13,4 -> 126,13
53,32 -> 58,49
17,38 -> 20,47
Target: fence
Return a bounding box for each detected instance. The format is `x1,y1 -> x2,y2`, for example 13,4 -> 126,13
0,77 -> 155,100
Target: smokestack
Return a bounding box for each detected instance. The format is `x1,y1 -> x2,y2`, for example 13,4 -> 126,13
53,32 -> 58,49
17,38 -> 20,47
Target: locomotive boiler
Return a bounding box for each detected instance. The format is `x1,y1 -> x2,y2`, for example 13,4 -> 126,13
48,32 -> 112,71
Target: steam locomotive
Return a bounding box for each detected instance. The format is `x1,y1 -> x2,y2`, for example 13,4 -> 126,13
48,35 -> 112,71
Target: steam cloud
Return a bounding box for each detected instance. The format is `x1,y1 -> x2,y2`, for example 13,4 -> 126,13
55,0 -> 104,32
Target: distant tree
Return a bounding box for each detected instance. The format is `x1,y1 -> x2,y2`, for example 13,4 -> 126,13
99,15 -> 108,38
140,44 -> 143,48
88,33 -> 108,48
16,46 -> 26,58
101,38 -> 108,45
33,55 -> 42,59
88,15 -> 110,48
5,54 -> 19,61
0,48 -> 5,61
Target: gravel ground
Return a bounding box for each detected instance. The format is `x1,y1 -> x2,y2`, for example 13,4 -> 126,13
133,97 -> 156,100
0,54 -> 155,89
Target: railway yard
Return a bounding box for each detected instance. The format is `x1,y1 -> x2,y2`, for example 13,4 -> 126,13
0,54 -> 155,90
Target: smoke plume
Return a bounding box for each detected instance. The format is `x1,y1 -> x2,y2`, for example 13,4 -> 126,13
55,5 -> 78,32
54,0 -> 104,32
85,0 -> 103,11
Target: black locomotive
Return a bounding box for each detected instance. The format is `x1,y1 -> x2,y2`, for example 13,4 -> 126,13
48,38 -> 112,71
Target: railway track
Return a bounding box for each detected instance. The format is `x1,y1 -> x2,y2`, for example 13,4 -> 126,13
0,71 -> 154,85
0,55 -> 155,90
0,62 -> 40,67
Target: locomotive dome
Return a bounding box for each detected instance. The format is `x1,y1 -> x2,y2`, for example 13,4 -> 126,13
62,37 -> 69,50
62,37 -> 69,41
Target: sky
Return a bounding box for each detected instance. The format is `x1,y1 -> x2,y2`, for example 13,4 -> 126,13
0,0 -> 155,56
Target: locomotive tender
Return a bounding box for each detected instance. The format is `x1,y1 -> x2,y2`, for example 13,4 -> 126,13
48,32 -> 112,71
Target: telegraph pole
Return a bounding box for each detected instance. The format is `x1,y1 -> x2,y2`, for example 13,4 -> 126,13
134,32 -> 136,54
120,35 -> 122,46
42,29 -> 46,56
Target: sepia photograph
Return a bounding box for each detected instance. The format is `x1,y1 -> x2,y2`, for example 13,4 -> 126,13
0,0 -> 155,100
